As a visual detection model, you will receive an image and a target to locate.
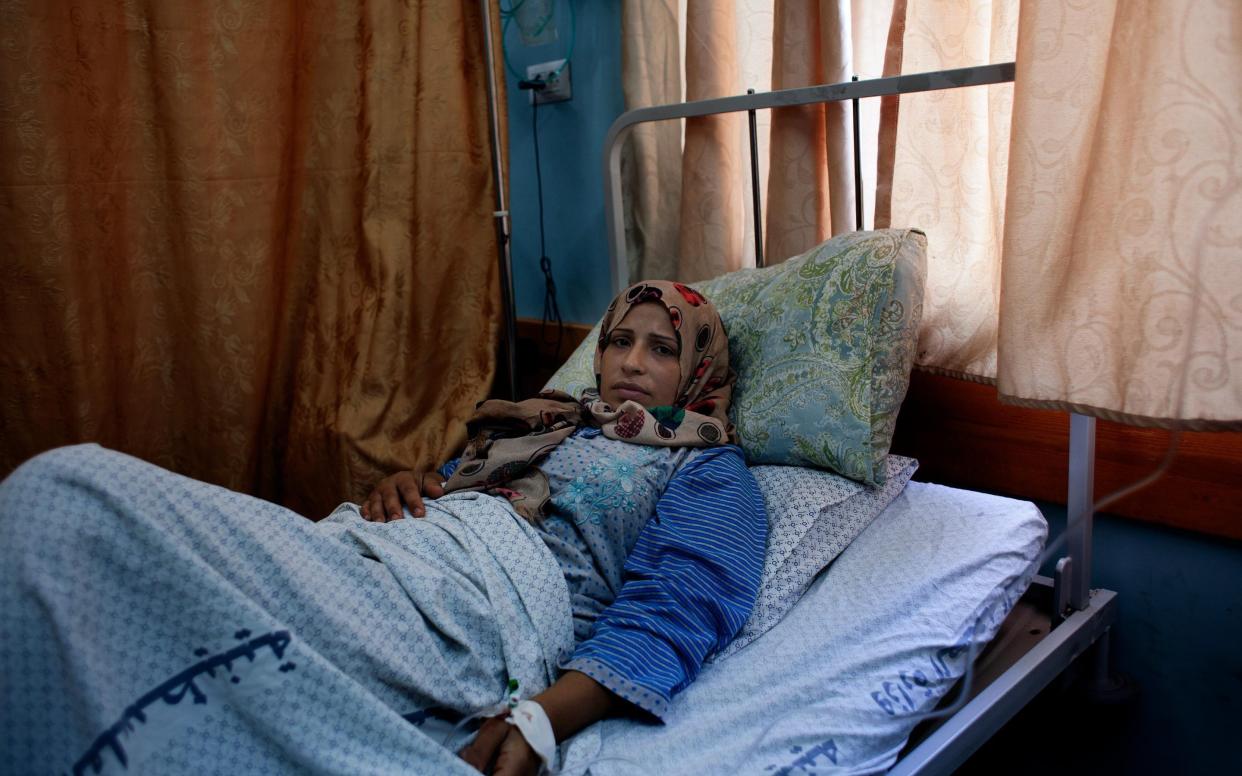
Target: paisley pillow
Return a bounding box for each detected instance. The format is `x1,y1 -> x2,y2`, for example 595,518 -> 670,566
544,228 -> 927,485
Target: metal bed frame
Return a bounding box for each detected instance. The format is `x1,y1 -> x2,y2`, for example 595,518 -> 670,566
599,64 -> 1118,774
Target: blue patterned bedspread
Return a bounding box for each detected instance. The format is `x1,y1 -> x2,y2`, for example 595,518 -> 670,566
0,445 -> 574,775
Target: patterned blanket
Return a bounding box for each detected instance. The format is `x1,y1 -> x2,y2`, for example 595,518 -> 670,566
0,445 -> 574,775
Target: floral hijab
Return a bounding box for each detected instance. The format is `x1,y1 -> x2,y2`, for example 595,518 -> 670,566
442,280 -> 736,521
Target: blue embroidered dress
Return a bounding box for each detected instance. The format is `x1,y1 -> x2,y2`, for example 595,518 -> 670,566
453,428 -> 767,719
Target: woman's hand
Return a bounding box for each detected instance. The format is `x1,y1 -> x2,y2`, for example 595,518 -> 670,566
360,470 -> 445,522
458,715 -> 541,776
458,671 -> 620,774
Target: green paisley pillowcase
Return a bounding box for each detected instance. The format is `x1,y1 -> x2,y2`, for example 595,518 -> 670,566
544,228 -> 927,485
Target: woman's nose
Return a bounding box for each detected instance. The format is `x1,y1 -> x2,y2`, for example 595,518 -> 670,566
622,348 -> 645,373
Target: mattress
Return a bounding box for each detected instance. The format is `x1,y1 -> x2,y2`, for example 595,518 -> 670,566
558,480 -> 1048,775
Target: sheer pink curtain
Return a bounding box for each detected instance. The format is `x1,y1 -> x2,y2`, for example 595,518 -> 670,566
881,0 -> 1018,381
622,0 -> 891,281
764,0 -> 854,262
621,0 -> 1016,383
620,0 -> 684,282
998,0 -> 1242,429
676,0 -> 745,282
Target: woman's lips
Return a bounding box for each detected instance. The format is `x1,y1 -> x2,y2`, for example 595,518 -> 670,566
611,383 -> 649,401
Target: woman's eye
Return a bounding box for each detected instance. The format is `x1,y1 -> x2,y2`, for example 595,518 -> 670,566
610,336 -> 631,348
654,345 -> 678,357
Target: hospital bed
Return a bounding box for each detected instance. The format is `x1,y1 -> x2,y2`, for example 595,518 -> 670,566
549,64 -> 1118,774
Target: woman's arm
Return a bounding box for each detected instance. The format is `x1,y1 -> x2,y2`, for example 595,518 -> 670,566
531,670 -> 624,739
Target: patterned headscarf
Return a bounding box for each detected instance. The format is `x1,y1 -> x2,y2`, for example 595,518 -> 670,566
442,280 -> 736,521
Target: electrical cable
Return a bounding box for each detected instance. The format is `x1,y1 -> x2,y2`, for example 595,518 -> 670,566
498,0 -> 572,362
530,94 -> 565,357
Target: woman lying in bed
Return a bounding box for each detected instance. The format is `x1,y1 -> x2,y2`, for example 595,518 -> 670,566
0,280 -> 766,775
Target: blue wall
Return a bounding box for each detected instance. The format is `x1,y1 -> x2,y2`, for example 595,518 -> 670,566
501,6 -> 1242,770
501,0 -> 623,324
1036,507 -> 1242,772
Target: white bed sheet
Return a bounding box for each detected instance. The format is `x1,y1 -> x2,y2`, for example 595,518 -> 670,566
559,480 -> 1048,775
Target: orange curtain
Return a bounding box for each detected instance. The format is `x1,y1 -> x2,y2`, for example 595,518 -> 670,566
0,1 -> 504,517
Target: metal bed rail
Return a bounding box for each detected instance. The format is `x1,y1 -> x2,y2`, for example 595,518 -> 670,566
601,62 -> 1015,294
891,585 -> 1118,775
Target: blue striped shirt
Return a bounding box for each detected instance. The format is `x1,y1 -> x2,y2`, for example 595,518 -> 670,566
562,445 -> 766,719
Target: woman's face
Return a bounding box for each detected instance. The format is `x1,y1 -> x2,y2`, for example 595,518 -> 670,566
598,302 -> 681,409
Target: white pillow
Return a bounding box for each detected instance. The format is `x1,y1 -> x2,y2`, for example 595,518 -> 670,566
717,455 -> 918,660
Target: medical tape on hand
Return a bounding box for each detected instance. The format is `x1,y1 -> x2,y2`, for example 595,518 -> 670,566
505,699 -> 557,770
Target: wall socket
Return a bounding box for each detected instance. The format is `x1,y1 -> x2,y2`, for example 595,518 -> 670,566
525,59 -> 572,105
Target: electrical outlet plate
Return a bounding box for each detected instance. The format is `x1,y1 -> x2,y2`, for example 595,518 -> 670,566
526,59 -> 572,105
